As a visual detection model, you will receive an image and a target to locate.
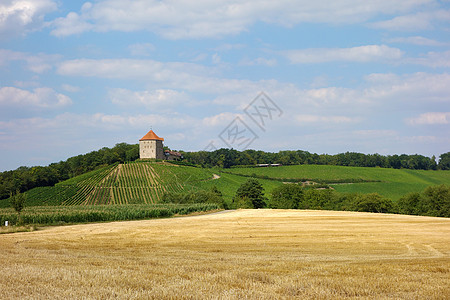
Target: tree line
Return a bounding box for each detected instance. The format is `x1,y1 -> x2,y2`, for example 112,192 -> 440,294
1,144 -> 449,201
269,183 -> 449,218
160,178 -> 449,218
182,148 -> 450,170
0,143 -> 139,200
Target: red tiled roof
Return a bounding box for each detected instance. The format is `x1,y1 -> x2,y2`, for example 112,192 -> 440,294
140,130 -> 164,141
165,150 -> 182,156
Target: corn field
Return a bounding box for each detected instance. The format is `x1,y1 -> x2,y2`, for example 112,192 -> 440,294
0,203 -> 220,226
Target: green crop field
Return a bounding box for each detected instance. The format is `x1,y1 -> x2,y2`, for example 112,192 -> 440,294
225,165 -> 450,200
197,172 -> 282,201
0,162 -> 214,208
0,203 -> 220,227
1,163 -> 448,210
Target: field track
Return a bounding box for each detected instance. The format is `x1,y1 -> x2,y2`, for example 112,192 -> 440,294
1,210 -> 449,299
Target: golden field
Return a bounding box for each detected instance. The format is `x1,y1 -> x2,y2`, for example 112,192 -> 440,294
1,209 -> 449,299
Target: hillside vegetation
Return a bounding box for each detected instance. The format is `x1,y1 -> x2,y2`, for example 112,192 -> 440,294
1,162 -> 448,219
0,162 -> 213,208
225,165 -> 450,200
2,145 -> 449,201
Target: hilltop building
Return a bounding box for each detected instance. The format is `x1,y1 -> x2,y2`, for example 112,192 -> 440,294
139,130 -> 165,160
139,130 -> 182,161
165,150 -> 182,161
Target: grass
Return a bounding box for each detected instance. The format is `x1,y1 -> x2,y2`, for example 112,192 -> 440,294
1,163 -> 448,209
227,165 -> 450,200
0,210 -> 448,299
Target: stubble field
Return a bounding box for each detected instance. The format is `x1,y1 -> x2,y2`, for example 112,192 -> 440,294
1,209 -> 449,299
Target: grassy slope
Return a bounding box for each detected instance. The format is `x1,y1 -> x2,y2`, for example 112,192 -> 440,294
226,165 -> 450,200
1,163 -> 448,208
0,162 -> 214,208
196,172 -> 282,203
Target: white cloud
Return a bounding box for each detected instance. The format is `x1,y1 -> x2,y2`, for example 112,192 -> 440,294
50,11 -> 93,36
56,56 -> 450,113
0,113 -> 196,136
56,58 -> 271,95
213,43 -> 246,51
364,72 -> 450,102
61,84 -> 80,93
109,88 -> 190,108
50,0 -> 435,39
296,114 -> 360,124
239,57 -> 277,66
0,49 -> 59,73
211,53 -> 221,64
57,58 -> 211,80
371,9 -> 450,31
128,43 -> 155,56
406,112 -> 450,125
386,36 -> 447,46
0,86 -> 72,108
353,129 -> 398,138
405,51 -> 450,68
0,0 -> 57,38
282,45 -> 403,64
202,112 -> 244,127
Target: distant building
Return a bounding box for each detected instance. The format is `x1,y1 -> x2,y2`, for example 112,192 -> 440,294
139,130 -> 165,160
165,150 -> 182,161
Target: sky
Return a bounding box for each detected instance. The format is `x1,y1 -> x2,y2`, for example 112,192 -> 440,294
0,0 -> 449,171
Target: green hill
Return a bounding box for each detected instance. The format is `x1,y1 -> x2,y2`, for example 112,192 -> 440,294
0,162 -> 214,208
1,162 -> 448,209
224,165 -> 450,200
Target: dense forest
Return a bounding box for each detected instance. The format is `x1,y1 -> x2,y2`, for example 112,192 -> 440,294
182,148 -> 450,170
1,143 -> 449,200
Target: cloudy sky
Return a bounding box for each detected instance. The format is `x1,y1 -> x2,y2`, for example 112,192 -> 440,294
1,0 -> 449,171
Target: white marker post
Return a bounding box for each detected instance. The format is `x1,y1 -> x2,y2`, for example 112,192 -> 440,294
5,221 -> 8,226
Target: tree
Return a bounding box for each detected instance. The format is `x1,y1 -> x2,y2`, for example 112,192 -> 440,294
351,193 -> 394,213
438,152 -> 450,170
210,186 -> 223,198
423,184 -> 450,217
270,184 -> 303,209
233,179 -> 267,208
398,192 -> 423,215
9,190 -> 26,225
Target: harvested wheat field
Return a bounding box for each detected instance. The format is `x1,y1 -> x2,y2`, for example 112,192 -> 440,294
1,210 -> 449,299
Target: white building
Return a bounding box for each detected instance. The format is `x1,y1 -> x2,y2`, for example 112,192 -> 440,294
139,130 -> 165,160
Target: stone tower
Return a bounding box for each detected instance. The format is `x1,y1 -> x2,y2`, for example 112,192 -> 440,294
139,130 -> 165,160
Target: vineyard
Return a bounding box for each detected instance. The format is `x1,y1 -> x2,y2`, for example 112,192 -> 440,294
12,162 -> 214,207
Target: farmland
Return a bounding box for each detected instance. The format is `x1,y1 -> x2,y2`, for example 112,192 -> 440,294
0,203 -> 220,227
0,161 -> 214,208
225,165 -> 450,200
0,210 -> 448,299
1,162 -> 448,221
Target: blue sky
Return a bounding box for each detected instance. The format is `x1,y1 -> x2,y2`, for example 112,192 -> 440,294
0,0 -> 449,171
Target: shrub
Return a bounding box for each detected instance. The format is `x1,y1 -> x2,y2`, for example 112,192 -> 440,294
9,190 -> 27,225
423,184 -> 450,217
161,189 -> 227,208
351,193 -> 395,213
233,179 -> 267,209
270,184 -> 303,209
398,192 -> 423,215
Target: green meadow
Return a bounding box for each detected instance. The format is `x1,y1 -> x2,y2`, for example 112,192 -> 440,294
1,163 -> 448,211
224,165 -> 450,200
